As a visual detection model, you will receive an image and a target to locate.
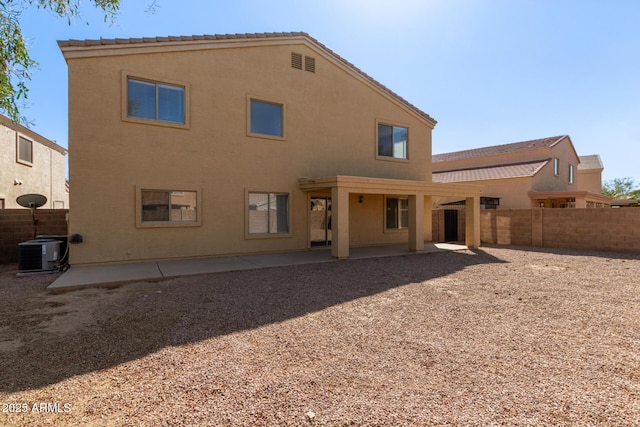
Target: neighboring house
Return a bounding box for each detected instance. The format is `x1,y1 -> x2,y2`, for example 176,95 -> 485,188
0,113 -> 68,209
610,199 -> 639,208
432,135 -> 611,209
577,154 -> 605,194
58,32 -> 482,266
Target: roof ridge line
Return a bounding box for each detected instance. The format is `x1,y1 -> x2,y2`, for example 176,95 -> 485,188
433,135 -> 568,162
433,158 -> 551,174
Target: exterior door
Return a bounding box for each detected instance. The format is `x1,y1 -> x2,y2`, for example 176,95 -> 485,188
310,198 -> 332,247
444,209 -> 458,242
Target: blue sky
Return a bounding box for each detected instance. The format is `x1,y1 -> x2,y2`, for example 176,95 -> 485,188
16,0 -> 640,184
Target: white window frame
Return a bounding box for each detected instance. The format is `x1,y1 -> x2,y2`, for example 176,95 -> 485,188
569,164 -> 575,184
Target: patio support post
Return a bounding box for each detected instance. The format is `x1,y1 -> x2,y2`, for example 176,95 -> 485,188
465,195 -> 481,249
408,193 -> 424,252
331,186 -> 350,259
423,195 -> 433,242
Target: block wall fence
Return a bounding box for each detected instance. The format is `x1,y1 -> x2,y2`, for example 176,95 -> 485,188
0,208 -> 638,265
0,209 -> 69,264
434,208 -> 640,254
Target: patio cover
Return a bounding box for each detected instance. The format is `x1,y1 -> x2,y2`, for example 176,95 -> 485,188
299,176 -> 483,258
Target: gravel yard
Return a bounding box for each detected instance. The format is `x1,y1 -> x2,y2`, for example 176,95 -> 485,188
0,246 -> 639,426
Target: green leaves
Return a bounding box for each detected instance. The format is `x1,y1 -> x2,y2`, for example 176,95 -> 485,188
0,0 -> 121,122
602,177 -> 640,200
0,4 -> 35,122
26,1 -> 120,19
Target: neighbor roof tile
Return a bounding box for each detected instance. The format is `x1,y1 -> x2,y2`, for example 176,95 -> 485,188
433,136 -> 567,163
432,160 -> 550,183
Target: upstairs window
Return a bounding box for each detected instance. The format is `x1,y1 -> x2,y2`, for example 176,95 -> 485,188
378,123 -> 408,159
553,158 -> 560,176
569,164 -> 575,184
17,135 -> 33,165
249,98 -> 284,139
126,77 -> 186,125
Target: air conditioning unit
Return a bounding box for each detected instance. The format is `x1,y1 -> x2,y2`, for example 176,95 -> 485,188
18,239 -> 62,273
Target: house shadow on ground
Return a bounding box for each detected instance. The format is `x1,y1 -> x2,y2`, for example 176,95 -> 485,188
0,249 -> 506,392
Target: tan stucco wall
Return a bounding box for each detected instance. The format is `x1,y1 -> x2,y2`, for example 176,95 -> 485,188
348,193 -> 409,247
434,176 -> 534,210
577,169 -> 603,194
531,141 -> 579,192
0,124 -> 68,209
65,41 -> 434,264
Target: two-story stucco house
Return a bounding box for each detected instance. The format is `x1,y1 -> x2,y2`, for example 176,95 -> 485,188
432,135 -> 611,209
0,114 -> 68,209
58,32 -> 482,266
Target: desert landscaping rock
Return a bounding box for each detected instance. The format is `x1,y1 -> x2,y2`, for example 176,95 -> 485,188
0,246 -> 638,426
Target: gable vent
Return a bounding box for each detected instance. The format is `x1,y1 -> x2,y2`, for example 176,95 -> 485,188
291,52 -> 302,70
304,56 -> 316,73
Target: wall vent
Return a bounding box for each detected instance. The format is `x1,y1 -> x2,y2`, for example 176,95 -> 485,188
291,52 -> 302,70
292,52 -> 316,73
305,56 -> 316,73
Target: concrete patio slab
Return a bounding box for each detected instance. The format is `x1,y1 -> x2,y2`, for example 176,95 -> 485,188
48,261 -> 163,291
158,256 -> 259,277
47,243 -> 467,292
237,250 -> 335,268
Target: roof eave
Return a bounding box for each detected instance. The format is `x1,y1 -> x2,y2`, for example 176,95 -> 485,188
0,113 -> 67,155
58,32 -> 437,128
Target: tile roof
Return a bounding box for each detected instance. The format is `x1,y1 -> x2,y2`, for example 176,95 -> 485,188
578,154 -> 603,170
58,32 -> 436,125
57,32 -> 310,48
432,159 -> 550,183
433,136 -> 567,163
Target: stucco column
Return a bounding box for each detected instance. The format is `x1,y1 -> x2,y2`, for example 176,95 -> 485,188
465,196 -> 480,249
423,195 -> 433,242
575,197 -> 587,208
408,193 -> 424,252
331,186 -> 350,259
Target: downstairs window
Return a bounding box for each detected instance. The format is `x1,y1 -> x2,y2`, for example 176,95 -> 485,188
140,190 -> 197,224
386,197 -> 409,230
248,192 -> 289,234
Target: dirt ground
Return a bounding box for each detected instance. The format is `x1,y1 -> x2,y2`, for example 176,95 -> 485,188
0,246 -> 639,426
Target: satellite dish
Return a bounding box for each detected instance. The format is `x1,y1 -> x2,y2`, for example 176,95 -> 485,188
16,193 -> 47,209
16,194 -> 47,239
